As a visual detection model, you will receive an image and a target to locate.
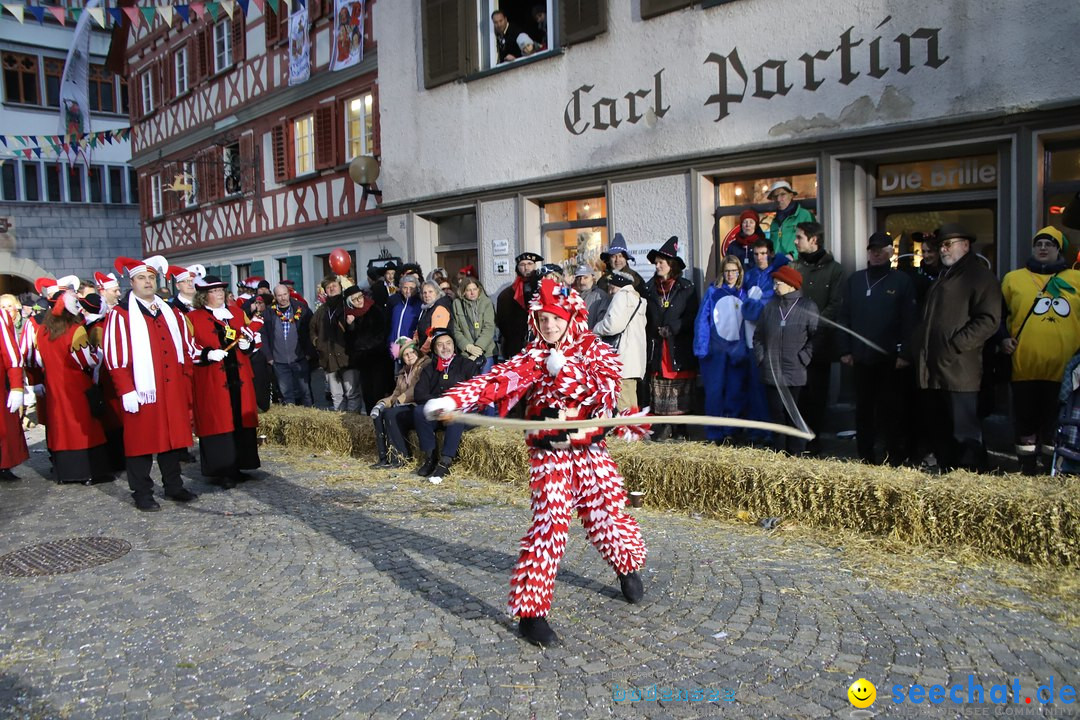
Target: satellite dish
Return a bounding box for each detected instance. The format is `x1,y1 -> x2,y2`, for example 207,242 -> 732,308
349,155 -> 380,185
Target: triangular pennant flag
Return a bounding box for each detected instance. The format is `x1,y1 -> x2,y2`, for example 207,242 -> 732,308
140,7 -> 156,26
27,6 -> 45,23
87,7 -> 106,27
159,6 -> 174,27
103,130 -> 113,143
32,147 -> 42,158
190,2 -> 206,20
3,5 -> 25,23
206,2 -> 220,21
123,5 -> 141,27
252,0 -> 264,12
46,5 -> 65,25
22,149 -> 32,159
89,135 -> 99,149
265,0 -> 277,14
70,7 -> 81,22
221,0 -> 235,19
108,7 -> 124,25
175,5 -> 190,22
0,137 -> 7,148
236,0 -> 250,17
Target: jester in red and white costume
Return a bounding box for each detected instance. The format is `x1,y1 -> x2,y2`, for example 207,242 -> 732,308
424,277 -> 647,646
0,304 -> 29,481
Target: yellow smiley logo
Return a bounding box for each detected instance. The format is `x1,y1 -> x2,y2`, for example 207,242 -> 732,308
848,678 -> 876,708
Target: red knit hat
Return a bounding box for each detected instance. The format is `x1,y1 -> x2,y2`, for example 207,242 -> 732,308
739,209 -> 760,224
770,265 -> 803,290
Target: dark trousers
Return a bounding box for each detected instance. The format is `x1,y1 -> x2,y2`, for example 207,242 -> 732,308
766,384 -> 805,455
377,404 -> 416,459
413,404 -> 465,459
126,448 -> 186,500
1012,380 -> 1060,453
273,359 -> 314,406
925,390 -> 983,471
797,360 -> 831,449
853,361 -> 907,465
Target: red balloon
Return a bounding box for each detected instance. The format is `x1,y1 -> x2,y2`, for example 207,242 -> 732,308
329,248 -> 352,276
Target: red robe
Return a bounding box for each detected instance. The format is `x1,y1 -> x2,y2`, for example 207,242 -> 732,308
34,323 -> 106,452
0,314 -> 28,470
87,321 -> 123,432
103,297 -> 195,457
187,305 -> 259,437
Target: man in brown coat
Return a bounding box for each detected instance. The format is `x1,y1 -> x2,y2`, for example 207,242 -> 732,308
913,224 -> 1002,471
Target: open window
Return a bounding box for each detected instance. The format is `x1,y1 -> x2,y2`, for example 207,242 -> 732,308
421,0 -> 607,89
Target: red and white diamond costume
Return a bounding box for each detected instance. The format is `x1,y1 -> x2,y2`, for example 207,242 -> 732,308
439,279 -> 647,618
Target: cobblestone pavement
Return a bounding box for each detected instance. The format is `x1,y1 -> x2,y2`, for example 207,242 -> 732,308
1,428 -> 1077,719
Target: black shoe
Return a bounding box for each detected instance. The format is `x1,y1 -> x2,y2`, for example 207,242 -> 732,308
385,455 -> 407,469
415,453 -> 438,477
211,477 -> 238,489
428,458 -> 452,484
0,469 -> 18,481
619,571 -> 645,604
164,488 -> 198,502
84,475 -> 115,485
134,496 -> 161,512
232,471 -> 254,483
370,456 -> 390,469
518,616 -> 558,646
180,450 -> 195,463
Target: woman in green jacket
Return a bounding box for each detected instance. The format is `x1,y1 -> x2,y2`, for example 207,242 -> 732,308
451,277 -> 497,373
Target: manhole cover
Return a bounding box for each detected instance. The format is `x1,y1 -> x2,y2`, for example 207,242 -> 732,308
0,537 -> 132,577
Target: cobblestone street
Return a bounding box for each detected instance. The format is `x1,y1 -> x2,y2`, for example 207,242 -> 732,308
1,428 -> 1077,719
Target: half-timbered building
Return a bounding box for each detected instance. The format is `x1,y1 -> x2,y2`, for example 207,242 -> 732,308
125,0 -> 389,298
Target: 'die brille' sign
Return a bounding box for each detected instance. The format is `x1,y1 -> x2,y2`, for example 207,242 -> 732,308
563,15 -> 949,135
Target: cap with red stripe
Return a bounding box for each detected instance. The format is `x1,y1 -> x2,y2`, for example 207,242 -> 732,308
114,255 -> 168,279
94,271 -> 119,290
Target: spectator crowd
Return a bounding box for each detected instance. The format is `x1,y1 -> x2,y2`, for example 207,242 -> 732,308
1,183 -> 1078,507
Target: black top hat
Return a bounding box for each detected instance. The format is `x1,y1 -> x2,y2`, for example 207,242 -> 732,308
646,236 -> 686,271
195,275 -> 228,291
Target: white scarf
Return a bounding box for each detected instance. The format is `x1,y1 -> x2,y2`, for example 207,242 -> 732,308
210,305 -> 233,321
128,293 -> 184,403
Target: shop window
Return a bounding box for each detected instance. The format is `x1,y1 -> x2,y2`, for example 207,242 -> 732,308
421,0 -> 604,89
45,164 -> 62,202
88,165 -> 105,203
2,52 -> 40,105
1045,144 -> 1080,247
0,164 -> 16,201
66,165 -> 84,203
880,207 -> 996,273
294,114 -> 315,176
540,195 -> 608,272
89,65 -> 115,113
108,166 -> 124,204
213,19 -> 233,73
44,58 -> 63,107
344,93 -> 374,161
24,162 -> 40,202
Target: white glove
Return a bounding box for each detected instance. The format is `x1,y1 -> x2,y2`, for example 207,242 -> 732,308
747,285 -> 763,301
546,349 -> 566,376
207,349 -> 227,362
6,389 -> 23,413
238,337 -> 252,351
424,396 -> 457,421
122,391 -> 140,414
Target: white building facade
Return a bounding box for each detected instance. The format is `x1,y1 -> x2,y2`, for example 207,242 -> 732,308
375,0 -> 1080,292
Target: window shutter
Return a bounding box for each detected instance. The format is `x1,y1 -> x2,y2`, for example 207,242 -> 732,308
139,174 -> 148,218
561,0 -> 607,46
162,163 -> 176,213
310,0 -> 324,23
186,43 -> 196,87
239,132 -> 255,195
640,0 -> 694,19
231,15 -> 245,63
198,27 -> 212,79
265,5 -> 281,45
211,149 -> 225,200
163,55 -> 175,102
271,123 -> 289,182
314,104 -> 336,170
420,0 -> 468,90
133,74 -> 143,117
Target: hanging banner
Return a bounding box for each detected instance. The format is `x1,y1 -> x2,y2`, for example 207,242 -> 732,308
288,6 -> 309,86
330,0 -> 364,72
58,0 -> 100,163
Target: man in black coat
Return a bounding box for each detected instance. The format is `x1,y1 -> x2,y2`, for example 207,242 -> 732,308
412,329 -> 480,482
496,252 -> 542,361
838,233 -> 917,465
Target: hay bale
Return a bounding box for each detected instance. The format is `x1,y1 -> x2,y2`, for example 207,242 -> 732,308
259,408 -> 1079,567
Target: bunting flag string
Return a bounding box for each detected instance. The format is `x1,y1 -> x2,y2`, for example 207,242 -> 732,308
0,0 -> 307,29
0,129 -> 133,157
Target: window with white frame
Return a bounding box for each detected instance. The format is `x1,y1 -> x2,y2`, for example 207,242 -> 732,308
223,142 -> 241,195
213,20 -> 233,73
183,160 -> 197,206
294,114 -> 314,176
344,93 -> 374,162
174,47 -> 188,95
150,174 -> 163,216
140,70 -> 155,114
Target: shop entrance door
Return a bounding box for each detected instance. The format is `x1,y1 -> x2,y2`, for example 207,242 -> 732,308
876,201 -> 997,273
